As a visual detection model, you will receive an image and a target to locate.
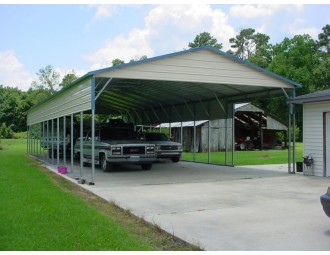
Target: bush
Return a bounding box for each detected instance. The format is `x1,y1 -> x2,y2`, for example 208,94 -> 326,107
0,123 -> 13,139
13,131 -> 27,139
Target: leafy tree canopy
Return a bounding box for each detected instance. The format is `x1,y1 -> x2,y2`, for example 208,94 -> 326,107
59,71 -> 78,88
188,32 -> 222,49
229,28 -> 270,60
112,58 -> 125,66
31,65 -> 60,94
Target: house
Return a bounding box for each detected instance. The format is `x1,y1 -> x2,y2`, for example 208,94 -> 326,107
158,103 -> 287,152
288,89 -> 330,177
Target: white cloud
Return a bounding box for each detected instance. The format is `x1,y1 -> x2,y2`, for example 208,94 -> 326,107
89,5 -> 117,19
0,50 -> 35,91
83,28 -> 154,69
84,4 -> 236,68
144,5 -> 235,51
229,4 -> 303,19
287,18 -> 321,39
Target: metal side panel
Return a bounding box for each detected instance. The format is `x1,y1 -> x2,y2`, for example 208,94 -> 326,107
27,79 -> 92,125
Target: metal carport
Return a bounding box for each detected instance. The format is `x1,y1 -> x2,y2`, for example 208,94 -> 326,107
27,46 -> 301,184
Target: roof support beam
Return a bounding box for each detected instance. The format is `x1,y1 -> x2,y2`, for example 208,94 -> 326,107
151,107 -> 161,123
172,104 -> 182,119
281,88 -> 289,99
95,77 -> 112,101
159,102 -> 170,119
133,109 -> 143,123
143,110 -> 152,124
214,93 -> 227,114
184,100 -> 194,118
198,97 -> 210,118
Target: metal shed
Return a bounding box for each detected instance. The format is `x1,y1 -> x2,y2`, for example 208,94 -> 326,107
27,46 -> 301,184
288,89 -> 330,177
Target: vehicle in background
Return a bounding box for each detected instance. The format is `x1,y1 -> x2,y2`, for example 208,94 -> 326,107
74,121 -> 156,171
320,186 -> 330,218
138,132 -> 182,163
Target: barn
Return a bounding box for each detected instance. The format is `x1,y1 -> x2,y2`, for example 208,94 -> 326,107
159,103 -> 287,152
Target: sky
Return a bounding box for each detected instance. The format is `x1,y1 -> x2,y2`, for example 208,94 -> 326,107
0,2 -> 330,91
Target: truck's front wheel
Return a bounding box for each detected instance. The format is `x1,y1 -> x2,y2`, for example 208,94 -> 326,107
141,163 -> 152,170
100,155 -> 112,172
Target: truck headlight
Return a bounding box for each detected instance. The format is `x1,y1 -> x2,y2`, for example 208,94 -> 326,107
146,146 -> 155,154
112,147 -> 121,155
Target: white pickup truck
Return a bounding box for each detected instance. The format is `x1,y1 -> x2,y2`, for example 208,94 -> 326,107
74,122 -> 156,171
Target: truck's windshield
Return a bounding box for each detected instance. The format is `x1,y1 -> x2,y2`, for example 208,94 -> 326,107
145,133 -> 169,141
101,127 -> 137,140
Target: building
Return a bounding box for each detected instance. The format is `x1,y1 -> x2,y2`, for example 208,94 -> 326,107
159,103 -> 287,152
288,89 -> 330,177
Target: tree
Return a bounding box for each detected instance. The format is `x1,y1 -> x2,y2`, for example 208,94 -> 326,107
268,34 -> 320,94
318,24 -> 330,55
59,71 -> 78,88
229,28 -> 270,60
31,65 -> 60,94
314,24 -> 330,90
129,55 -> 148,63
0,85 -> 30,132
253,34 -> 320,141
112,59 -> 125,66
188,32 -> 222,49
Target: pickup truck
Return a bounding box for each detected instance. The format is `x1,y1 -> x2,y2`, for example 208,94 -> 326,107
74,122 -> 156,171
138,132 -> 182,162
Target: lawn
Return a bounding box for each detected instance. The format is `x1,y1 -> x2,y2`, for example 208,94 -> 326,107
182,143 -> 303,166
0,139 -> 200,251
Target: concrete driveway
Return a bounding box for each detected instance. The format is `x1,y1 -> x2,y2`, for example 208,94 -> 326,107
57,160 -> 330,251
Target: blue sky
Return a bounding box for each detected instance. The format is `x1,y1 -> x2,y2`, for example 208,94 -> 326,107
0,3 -> 329,91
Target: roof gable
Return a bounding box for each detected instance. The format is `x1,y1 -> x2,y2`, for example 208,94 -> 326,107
92,46 -> 301,89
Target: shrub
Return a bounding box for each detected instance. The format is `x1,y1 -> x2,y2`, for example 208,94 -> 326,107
0,123 -> 13,139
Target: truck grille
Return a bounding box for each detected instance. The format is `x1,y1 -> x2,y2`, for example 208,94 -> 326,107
160,145 -> 178,150
123,146 -> 145,155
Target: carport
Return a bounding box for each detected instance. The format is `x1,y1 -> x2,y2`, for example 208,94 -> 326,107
27,46 -> 301,184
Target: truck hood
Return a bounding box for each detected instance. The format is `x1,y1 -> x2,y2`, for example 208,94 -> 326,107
144,141 -> 182,146
101,140 -> 153,146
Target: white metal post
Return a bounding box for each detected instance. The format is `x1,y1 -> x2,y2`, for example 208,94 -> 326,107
71,114 -> 74,174
57,117 -> 60,165
47,120 -> 49,162
51,119 -> 54,164
288,104 -> 292,173
232,103 -> 235,166
208,120 -> 210,164
80,112 -> 83,178
91,109 -> 95,184
26,125 -> 29,155
63,116 -> 66,165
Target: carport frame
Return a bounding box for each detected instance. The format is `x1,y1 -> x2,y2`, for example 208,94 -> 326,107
27,46 -> 301,184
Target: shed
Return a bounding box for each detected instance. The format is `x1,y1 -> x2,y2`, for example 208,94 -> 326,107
158,103 -> 287,152
288,89 -> 330,177
27,46 -> 301,183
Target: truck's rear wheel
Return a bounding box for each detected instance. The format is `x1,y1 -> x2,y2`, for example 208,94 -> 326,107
171,157 -> 180,163
141,163 -> 152,170
100,154 -> 112,172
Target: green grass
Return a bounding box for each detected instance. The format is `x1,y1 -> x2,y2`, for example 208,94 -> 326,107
182,143 -> 303,166
0,139 -> 201,251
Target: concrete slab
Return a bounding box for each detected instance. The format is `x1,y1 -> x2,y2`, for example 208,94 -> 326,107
45,159 -> 330,251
